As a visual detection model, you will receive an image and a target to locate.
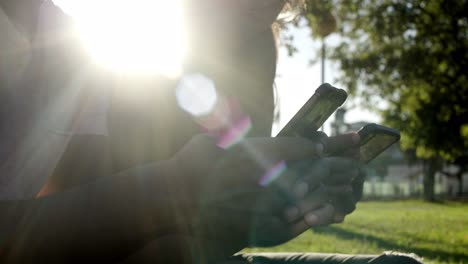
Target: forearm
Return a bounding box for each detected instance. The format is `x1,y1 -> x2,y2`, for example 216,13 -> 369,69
1,159 -> 194,263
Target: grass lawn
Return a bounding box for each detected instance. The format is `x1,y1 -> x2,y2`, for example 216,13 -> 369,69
244,200 -> 468,264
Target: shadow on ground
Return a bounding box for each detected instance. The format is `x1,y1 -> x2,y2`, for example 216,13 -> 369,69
313,226 -> 467,263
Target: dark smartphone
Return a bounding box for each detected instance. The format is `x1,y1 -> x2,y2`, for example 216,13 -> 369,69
277,83 -> 347,137
358,123 -> 401,163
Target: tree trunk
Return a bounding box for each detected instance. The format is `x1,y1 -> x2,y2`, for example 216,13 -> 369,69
423,158 -> 437,201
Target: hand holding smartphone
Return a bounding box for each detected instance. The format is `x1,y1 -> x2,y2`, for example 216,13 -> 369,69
275,83 -> 400,162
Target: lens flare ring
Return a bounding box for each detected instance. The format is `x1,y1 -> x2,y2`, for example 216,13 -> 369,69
258,160 -> 287,187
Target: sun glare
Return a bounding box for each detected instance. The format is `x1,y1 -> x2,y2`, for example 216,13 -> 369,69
59,0 -> 185,77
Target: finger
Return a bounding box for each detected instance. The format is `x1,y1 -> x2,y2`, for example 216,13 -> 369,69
288,204 -> 335,237
298,157 -> 358,180
291,158 -> 357,189
289,217 -> 310,238
281,180 -> 310,204
290,159 -> 330,188
284,184 -> 329,222
324,157 -> 359,174
333,214 -> 346,223
322,157 -> 360,185
256,186 -> 293,213
327,185 -> 353,195
330,193 -> 357,215
266,159 -> 324,200
324,171 -> 358,186
294,184 -> 330,221
351,168 -> 366,202
270,179 -> 313,220
265,170 -> 302,208
291,180 -> 310,200
304,203 -> 335,226
246,137 -> 325,162
325,133 -> 360,155
303,131 -> 328,144
340,147 -> 360,160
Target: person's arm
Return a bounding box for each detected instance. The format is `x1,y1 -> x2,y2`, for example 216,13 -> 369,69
0,159 -> 193,263
1,134 -> 343,263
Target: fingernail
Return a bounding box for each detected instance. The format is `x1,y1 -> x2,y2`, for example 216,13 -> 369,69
315,143 -> 324,157
305,213 -> 319,226
352,133 -> 360,145
285,207 -> 299,222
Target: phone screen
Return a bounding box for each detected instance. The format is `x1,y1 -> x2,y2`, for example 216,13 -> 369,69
360,134 -> 399,162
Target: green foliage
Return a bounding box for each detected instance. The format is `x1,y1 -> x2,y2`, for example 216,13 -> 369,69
301,0 -> 468,161
304,0 -> 336,37
245,200 -> 468,264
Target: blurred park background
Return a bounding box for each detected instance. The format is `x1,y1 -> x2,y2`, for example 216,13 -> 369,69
246,200 -> 468,264
274,0 -> 468,203
268,1 -> 468,263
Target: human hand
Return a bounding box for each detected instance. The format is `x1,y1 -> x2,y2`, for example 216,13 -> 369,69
188,153 -> 363,248
171,134 -> 324,210
322,132 -> 365,222
282,132 -> 365,224
170,134 -> 335,247
170,132 -> 364,249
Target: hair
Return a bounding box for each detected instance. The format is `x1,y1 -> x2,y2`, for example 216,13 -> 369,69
268,0 -> 305,126
277,0 -> 305,24
272,0 -> 305,45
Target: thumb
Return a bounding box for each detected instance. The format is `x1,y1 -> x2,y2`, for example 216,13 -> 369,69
325,133 -> 360,155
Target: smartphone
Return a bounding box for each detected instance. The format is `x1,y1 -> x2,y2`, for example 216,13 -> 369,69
277,83 -> 348,137
358,123 -> 401,163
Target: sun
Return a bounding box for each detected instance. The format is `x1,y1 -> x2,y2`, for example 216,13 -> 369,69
57,0 -> 186,77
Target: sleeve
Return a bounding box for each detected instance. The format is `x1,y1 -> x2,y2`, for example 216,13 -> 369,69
0,0 -> 111,200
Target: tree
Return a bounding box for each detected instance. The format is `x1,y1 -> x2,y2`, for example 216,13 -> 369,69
300,0 -> 468,201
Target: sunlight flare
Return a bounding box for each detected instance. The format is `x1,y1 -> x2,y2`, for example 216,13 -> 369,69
176,73 -> 218,116
61,0 -> 185,77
